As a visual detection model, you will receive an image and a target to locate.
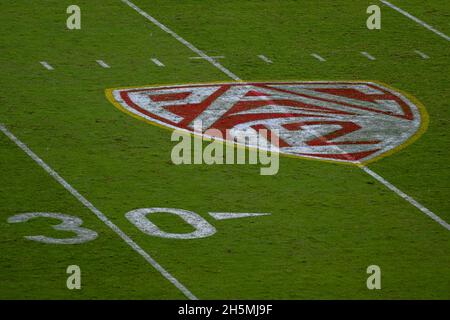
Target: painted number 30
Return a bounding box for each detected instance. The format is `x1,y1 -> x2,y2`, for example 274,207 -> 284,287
7,208 -> 216,244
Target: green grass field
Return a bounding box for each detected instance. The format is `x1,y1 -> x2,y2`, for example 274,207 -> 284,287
0,0 -> 449,299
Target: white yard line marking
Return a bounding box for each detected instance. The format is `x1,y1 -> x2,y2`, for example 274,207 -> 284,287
362,166 -> 450,230
121,0 -> 449,233
361,51 -> 376,60
39,61 -> 54,70
96,60 -> 111,68
120,0 -> 241,81
209,212 -> 271,220
0,124 -> 197,300
258,55 -> 273,64
189,55 -> 225,60
414,50 -> 429,59
302,124 -> 450,232
151,58 -> 165,67
311,53 -> 326,62
379,0 -> 450,42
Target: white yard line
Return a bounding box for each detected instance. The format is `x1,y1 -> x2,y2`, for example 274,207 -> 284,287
414,50 -> 430,59
311,53 -> 326,62
190,55 -> 225,60
39,61 -> 54,70
362,167 -> 450,230
258,55 -> 273,64
120,0 -> 241,81
151,58 -> 165,67
0,124 -> 198,300
361,51 -> 376,60
379,0 -> 450,42
96,60 -> 111,68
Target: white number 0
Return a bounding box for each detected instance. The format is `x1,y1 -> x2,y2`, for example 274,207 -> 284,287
7,212 -> 98,244
126,208 -> 216,239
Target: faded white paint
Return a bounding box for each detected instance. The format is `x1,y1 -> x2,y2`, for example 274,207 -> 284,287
361,52 -> 376,60
96,60 -> 110,68
258,55 -> 273,64
151,58 -> 165,67
7,212 -> 98,244
126,208 -> 216,239
40,61 -> 54,70
311,54 -> 326,62
209,212 -> 271,220
414,50 -> 429,59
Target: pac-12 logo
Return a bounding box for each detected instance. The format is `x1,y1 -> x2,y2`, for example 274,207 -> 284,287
106,81 -> 427,164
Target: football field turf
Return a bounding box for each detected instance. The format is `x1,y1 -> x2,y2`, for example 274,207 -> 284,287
0,0 -> 449,299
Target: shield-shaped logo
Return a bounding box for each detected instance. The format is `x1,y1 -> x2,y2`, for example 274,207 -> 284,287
106,81 -> 427,164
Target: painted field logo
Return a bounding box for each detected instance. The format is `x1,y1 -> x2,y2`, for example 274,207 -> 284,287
106,82 -> 427,164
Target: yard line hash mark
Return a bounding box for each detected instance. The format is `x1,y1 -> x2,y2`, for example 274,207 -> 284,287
39,61 -> 54,70
96,60 -> 111,68
258,55 -> 273,64
379,0 -> 450,42
361,52 -> 376,60
414,50 -> 429,59
151,58 -> 165,67
120,0 -> 241,81
0,124 -> 197,300
121,0 -> 450,232
311,53 -> 326,62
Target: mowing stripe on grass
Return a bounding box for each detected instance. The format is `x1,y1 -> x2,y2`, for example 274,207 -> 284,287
414,50 -> 430,59
258,55 -> 273,64
151,58 -> 165,67
120,0 -> 241,81
120,0 -> 449,233
0,124 -> 198,300
311,53 -> 326,62
96,60 -> 111,68
39,61 -> 54,70
380,0 -> 450,42
361,52 -> 376,60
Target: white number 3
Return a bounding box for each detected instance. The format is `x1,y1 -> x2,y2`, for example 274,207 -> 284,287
7,212 -> 98,244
